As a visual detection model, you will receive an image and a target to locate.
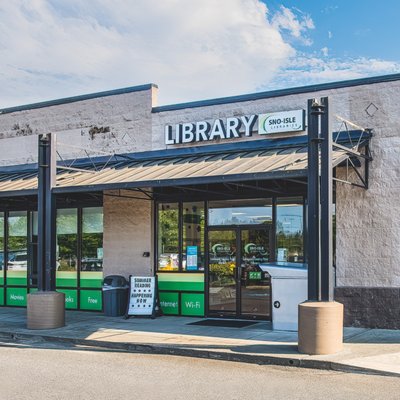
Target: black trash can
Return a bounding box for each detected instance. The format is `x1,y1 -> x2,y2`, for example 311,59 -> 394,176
102,275 -> 129,317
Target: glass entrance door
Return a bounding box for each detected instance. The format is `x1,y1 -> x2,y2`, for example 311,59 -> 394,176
207,227 -> 271,319
208,230 -> 237,315
239,229 -> 271,318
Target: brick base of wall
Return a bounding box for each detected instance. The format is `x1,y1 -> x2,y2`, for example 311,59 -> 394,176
334,287 -> 400,329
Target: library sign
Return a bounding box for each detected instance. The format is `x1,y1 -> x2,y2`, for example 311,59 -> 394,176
164,109 -> 305,145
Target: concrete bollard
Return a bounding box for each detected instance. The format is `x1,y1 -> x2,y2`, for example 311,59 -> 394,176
298,301 -> 344,355
27,291 -> 65,330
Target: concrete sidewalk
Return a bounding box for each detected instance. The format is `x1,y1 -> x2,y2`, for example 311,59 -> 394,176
0,307 -> 399,377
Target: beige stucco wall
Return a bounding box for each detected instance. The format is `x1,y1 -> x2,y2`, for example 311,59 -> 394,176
0,85 -> 158,166
103,190 -> 153,280
334,82 -> 400,287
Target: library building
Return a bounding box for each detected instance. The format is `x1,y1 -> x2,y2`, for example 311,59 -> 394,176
0,74 -> 399,329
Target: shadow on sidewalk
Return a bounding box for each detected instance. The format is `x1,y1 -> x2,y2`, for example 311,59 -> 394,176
1,308 -> 400,346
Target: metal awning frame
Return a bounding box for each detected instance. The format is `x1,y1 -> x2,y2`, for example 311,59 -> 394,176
51,168 -> 308,195
332,130 -> 373,190
0,129 -> 371,199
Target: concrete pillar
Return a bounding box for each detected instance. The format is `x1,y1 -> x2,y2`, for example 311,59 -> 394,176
298,301 -> 344,355
27,292 -> 65,330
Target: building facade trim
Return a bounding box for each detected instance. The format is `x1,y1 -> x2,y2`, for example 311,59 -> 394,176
0,83 -> 158,115
152,73 -> 400,112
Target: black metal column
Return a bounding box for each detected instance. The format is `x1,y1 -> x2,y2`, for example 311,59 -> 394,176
307,97 -> 334,302
300,97 -> 343,355
307,99 -> 321,301
37,133 -> 56,292
320,97 -> 333,301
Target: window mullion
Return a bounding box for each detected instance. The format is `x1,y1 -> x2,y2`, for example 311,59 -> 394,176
179,202 -> 183,272
77,208 -> 82,295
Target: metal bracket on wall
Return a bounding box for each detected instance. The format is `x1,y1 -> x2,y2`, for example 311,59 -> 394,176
332,137 -> 372,189
332,118 -> 373,190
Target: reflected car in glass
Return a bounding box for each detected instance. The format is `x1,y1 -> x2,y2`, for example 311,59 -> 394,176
7,251 -> 28,270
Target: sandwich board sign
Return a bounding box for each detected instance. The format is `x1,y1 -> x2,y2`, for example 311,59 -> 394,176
125,276 -> 160,318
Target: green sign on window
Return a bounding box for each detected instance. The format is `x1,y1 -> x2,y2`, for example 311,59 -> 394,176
249,271 -> 262,280
6,271 -> 27,286
6,288 -> 27,306
80,290 -> 102,311
56,271 -> 78,287
58,289 -> 78,309
181,293 -> 204,317
80,272 -> 103,288
159,292 -> 179,315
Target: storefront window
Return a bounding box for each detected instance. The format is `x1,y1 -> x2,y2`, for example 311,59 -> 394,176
0,212 -> 4,285
7,211 -> 28,286
276,197 -> 304,263
0,206 -> 103,310
81,207 -> 103,288
183,202 -> 205,271
208,199 -> 272,226
158,203 -> 179,271
56,209 -> 78,287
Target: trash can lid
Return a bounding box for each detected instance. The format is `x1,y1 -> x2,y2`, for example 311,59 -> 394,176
103,275 -> 128,288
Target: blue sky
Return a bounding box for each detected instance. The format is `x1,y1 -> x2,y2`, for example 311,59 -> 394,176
0,1 -> 399,108
266,0 -> 399,59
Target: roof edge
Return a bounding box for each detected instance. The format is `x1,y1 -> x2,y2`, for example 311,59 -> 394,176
152,73 -> 400,113
0,83 -> 158,115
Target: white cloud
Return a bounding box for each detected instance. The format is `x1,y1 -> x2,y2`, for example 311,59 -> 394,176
0,1 -> 398,109
269,54 -> 400,89
271,5 -> 314,44
321,47 -> 329,57
0,0 -> 296,107
328,31 -> 333,39
322,5 -> 339,14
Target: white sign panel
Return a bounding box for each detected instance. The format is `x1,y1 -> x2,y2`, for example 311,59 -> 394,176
127,276 -> 156,316
164,109 -> 306,145
258,110 -> 305,135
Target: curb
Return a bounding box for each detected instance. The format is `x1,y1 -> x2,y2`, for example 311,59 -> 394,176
0,330 -> 398,378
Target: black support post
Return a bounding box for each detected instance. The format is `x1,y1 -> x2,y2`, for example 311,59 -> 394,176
320,97 -> 333,301
37,133 -> 56,292
307,97 -> 334,301
300,96 -> 344,355
27,133 -> 64,330
307,99 -> 321,301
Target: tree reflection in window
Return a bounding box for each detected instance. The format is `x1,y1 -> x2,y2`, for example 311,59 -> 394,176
276,198 -> 304,263
7,211 -> 28,271
81,207 -> 103,272
56,209 -> 78,273
158,203 -> 179,271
